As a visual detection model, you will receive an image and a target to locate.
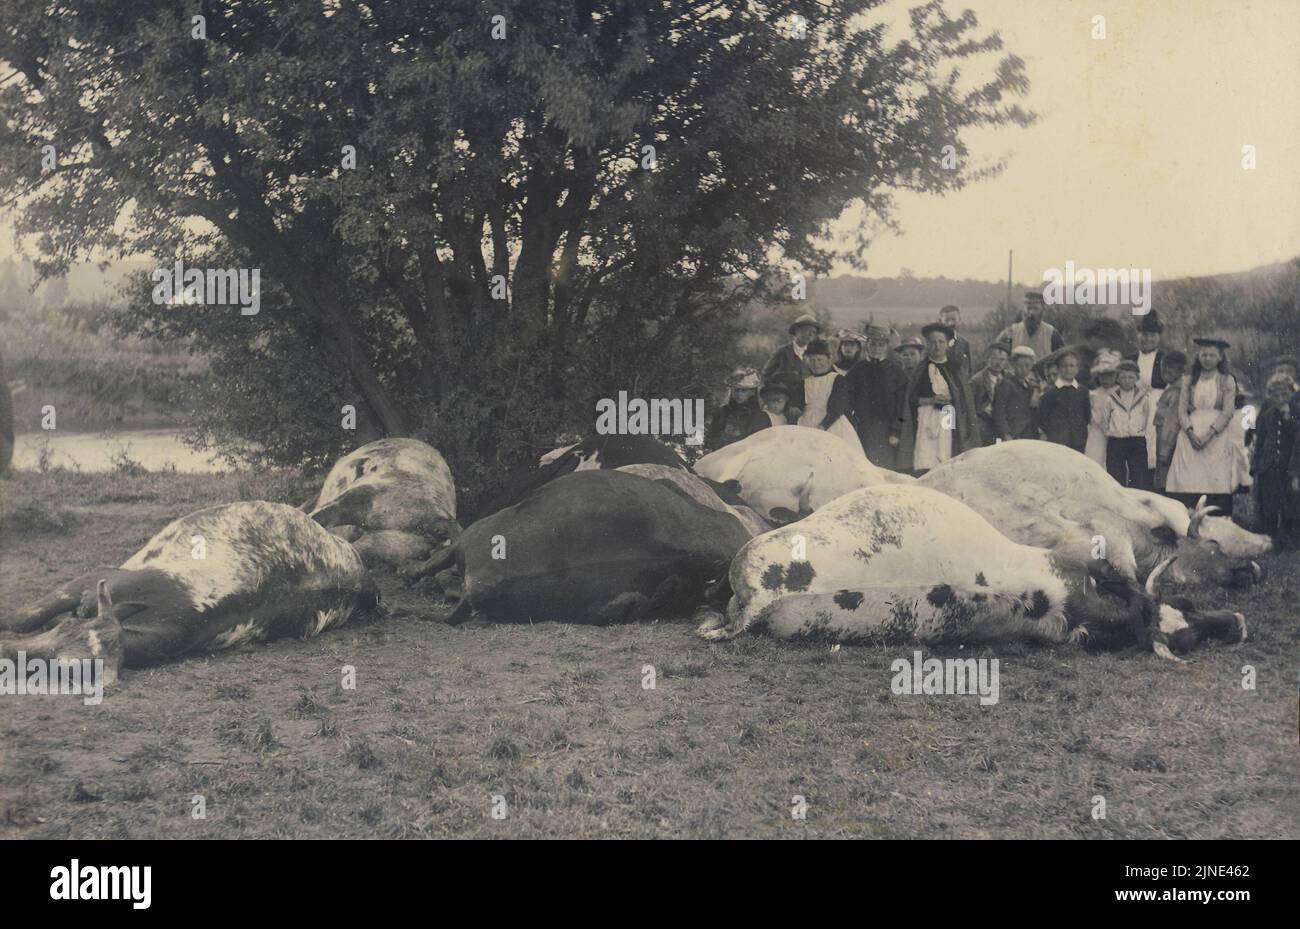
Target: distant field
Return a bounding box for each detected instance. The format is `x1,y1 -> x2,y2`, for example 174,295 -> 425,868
2,469 -> 1298,838
826,304 -> 998,333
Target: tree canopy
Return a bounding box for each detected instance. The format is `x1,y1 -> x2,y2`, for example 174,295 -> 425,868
1,0 -> 1031,489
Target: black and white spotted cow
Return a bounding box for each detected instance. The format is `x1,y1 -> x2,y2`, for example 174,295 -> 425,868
1,502 -> 379,684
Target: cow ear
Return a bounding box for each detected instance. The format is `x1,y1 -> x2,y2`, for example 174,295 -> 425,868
1150,525 -> 1179,546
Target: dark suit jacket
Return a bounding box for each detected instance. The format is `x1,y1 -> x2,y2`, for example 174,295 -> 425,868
1123,349 -> 1168,390
845,355 -> 906,468
993,375 -> 1037,440
1253,406 -> 1298,476
761,343 -> 811,411
949,334 -> 973,381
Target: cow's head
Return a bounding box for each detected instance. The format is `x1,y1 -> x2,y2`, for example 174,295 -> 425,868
1141,558 -> 1247,661
1153,498 -> 1264,589
1071,557 -> 1245,661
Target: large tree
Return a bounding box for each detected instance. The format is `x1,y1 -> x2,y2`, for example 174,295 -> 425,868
0,0 -> 1030,481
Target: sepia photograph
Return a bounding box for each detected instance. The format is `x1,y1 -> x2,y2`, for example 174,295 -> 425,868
0,0 -> 1297,875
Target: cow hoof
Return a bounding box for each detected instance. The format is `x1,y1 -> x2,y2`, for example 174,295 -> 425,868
1152,641 -> 1188,663
694,608 -> 737,640
1067,625 -> 1090,645
1234,612 -> 1247,643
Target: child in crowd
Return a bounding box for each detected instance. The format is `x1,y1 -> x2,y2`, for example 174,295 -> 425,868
799,339 -> 866,456
1252,373 -> 1299,548
1151,350 -> 1188,489
757,382 -> 792,430
704,368 -> 764,451
1036,351 -> 1090,452
1102,360 -> 1152,488
1085,351 -> 1120,466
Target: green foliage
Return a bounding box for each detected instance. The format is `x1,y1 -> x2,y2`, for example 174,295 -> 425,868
2,0 -> 1032,489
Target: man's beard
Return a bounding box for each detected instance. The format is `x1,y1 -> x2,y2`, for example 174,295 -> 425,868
1024,317 -> 1040,333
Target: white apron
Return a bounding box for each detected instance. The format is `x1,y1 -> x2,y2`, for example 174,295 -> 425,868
799,373 -> 866,457
1166,379 -> 1236,494
912,364 -> 953,471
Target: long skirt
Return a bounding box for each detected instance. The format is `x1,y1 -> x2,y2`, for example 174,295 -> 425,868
1167,409 -> 1236,495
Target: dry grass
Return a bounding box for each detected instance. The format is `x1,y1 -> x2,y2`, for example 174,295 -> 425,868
1,470 -> 1298,838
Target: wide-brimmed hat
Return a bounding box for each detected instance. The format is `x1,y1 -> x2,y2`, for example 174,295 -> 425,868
920,322 -> 954,340
863,323 -> 891,341
728,368 -> 760,389
895,335 -> 925,352
1192,337 -> 1230,350
788,314 -> 823,335
1267,372 -> 1296,390
835,328 -> 866,343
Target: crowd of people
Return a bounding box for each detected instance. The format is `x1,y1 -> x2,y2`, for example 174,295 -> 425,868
706,294 -> 1300,550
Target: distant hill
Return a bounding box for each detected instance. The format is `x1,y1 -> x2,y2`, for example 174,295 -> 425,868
810,275 -> 1030,331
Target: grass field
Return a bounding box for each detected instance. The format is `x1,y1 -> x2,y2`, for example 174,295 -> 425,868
1,469 -> 1298,839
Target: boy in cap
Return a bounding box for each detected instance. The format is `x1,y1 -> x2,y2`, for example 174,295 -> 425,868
993,345 -> 1039,442
1036,351 -> 1090,452
1253,372 -> 1299,548
893,335 -> 924,375
1102,359 -> 1152,488
970,339 -> 1010,446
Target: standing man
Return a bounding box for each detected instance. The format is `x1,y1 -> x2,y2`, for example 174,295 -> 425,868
846,323 -> 906,469
762,313 -> 821,419
1124,310 -> 1167,390
970,338 -> 1011,446
999,292 -> 1064,360
939,305 -> 972,380
994,346 -> 1040,442
896,322 -> 981,474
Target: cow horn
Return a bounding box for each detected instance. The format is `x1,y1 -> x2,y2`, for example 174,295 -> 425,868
1152,641 -> 1187,663
95,580 -> 113,620
1186,505 -> 1220,539
1144,556 -> 1175,597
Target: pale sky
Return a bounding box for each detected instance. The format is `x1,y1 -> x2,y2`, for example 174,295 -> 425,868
834,0 -> 1300,281
3,0 -> 1299,286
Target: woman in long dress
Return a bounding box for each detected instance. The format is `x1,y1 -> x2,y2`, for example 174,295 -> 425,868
1166,338 -> 1239,514
897,322 -> 981,474
798,339 -> 866,456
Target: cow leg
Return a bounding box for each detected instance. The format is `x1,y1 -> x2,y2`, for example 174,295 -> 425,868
1,568 -> 122,634
1175,611 -> 1247,650
400,543 -> 460,583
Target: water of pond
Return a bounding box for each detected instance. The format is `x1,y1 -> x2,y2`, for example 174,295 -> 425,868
11,429 -> 240,474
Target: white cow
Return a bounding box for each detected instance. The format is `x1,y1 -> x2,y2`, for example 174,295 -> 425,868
918,441 -> 1267,588
697,484 -> 1246,659
310,438 -> 461,568
694,426 -> 913,522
